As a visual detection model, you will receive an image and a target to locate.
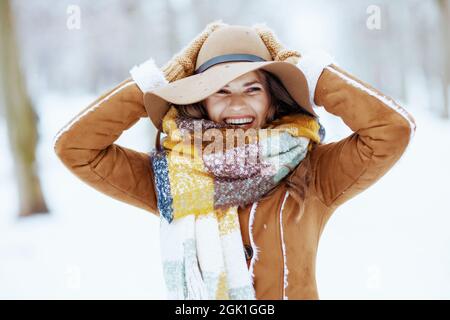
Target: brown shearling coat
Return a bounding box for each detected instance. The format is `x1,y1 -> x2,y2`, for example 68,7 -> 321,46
54,64 -> 416,299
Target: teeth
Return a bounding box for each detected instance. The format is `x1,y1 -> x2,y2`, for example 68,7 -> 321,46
225,117 -> 253,125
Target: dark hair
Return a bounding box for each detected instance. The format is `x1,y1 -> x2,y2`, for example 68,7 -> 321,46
174,69 -> 315,123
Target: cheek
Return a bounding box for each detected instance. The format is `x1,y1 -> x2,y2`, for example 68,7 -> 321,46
252,95 -> 271,121
204,98 -> 224,122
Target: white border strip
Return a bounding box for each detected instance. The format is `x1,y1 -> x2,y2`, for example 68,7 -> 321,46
52,81 -> 136,149
325,66 -> 416,143
248,201 -> 260,285
279,190 -> 290,300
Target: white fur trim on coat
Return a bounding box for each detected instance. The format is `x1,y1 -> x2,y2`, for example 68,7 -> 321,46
129,58 -> 168,93
296,50 -> 336,109
248,201 -> 259,285
53,59 -> 168,149
325,66 -> 416,142
52,81 -> 136,148
279,190 -> 290,300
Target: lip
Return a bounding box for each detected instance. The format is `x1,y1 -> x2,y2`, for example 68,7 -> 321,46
224,115 -> 255,120
223,115 -> 256,129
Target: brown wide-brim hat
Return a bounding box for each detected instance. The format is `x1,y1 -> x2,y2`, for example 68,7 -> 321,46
144,24 -> 317,131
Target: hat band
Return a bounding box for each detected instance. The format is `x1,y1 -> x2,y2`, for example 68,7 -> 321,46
194,54 -> 267,74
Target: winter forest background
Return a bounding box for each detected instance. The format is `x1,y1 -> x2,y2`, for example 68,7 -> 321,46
1,0 -> 449,299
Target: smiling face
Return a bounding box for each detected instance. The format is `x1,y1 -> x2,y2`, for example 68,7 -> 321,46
202,70 -> 273,129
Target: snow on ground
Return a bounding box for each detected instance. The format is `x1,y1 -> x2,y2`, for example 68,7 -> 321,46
0,92 -> 449,299
317,105 -> 450,299
0,93 -> 165,299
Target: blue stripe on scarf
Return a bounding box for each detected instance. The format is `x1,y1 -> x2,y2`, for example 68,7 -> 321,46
150,151 -> 174,222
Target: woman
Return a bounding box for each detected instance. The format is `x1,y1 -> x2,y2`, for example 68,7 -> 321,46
54,22 -> 416,300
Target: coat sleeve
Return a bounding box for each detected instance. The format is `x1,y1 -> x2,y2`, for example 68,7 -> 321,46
309,64 -> 416,209
53,77 -> 159,215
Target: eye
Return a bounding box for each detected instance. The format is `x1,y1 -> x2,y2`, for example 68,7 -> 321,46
247,87 -> 261,92
216,89 -> 229,94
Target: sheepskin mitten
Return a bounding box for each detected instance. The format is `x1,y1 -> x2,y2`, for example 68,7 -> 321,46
252,22 -> 301,65
161,20 -> 228,83
161,20 -> 303,83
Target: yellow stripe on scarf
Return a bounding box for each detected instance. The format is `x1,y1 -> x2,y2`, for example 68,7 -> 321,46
160,106 -> 321,220
163,107 -> 215,219
266,113 -> 321,151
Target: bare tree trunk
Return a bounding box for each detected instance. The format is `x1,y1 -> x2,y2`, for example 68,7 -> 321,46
0,0 -> 49,216
439,0 -> 449,119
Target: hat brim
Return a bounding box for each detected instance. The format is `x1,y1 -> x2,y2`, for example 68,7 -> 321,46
144,61 -> 316,130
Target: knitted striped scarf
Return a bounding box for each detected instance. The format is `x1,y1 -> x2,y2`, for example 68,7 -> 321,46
150,105 -> 321,299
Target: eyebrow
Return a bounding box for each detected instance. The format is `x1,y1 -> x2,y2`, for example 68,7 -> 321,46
223,80 -> 261,88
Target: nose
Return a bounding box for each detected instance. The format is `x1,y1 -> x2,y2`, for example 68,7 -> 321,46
227,94 -> 248,112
